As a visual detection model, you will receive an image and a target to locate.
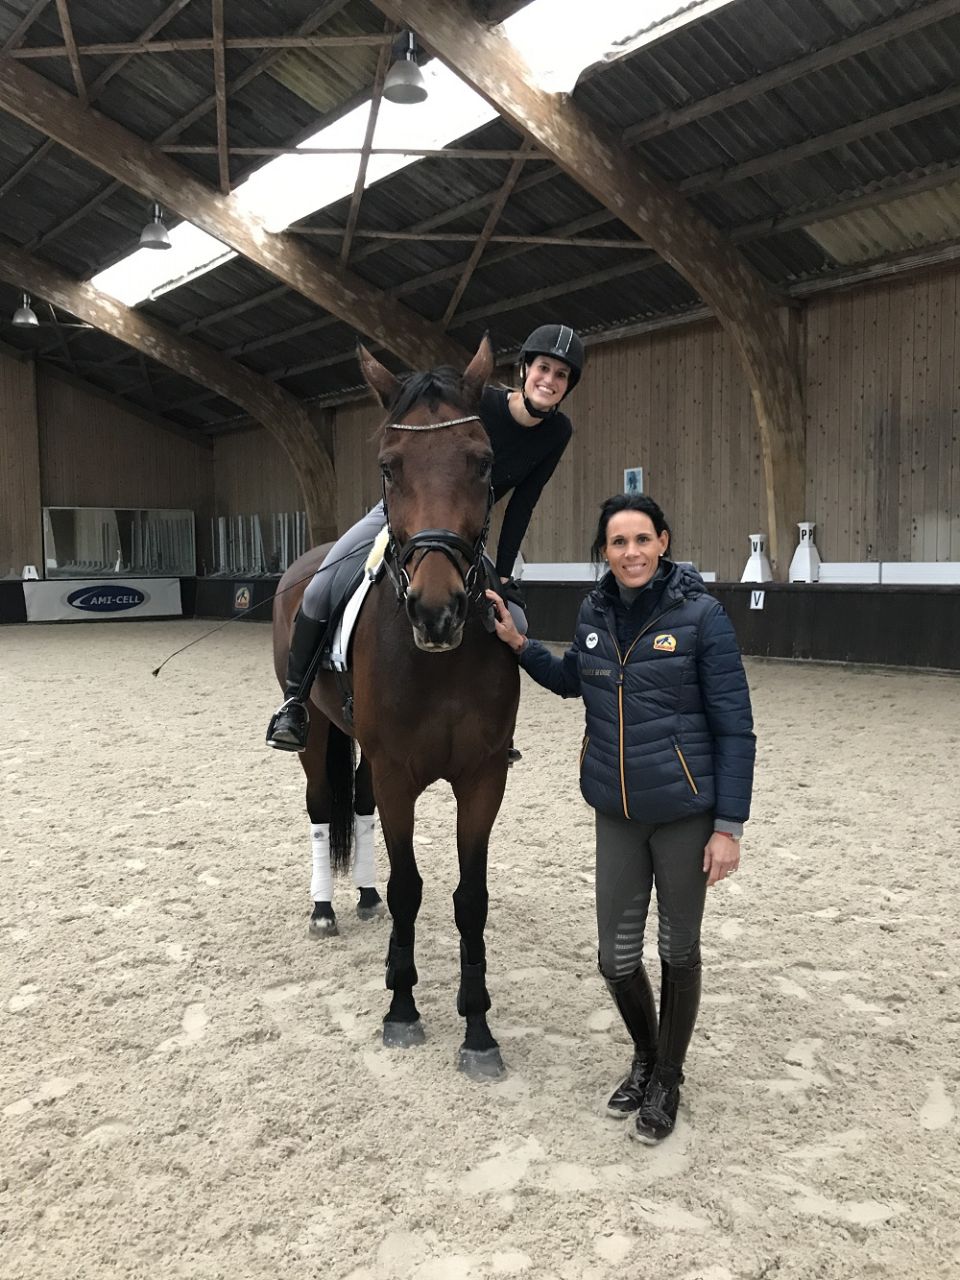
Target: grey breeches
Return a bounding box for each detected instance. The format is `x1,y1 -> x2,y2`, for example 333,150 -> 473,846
595,809 -> 713,978
300,499 -> 527,632
301,502 -> 387,621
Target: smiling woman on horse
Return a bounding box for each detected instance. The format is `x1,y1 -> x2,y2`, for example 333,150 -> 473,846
266,323 -> 584,754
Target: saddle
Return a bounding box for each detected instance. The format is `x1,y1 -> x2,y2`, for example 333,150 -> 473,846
321,528 -> 389,673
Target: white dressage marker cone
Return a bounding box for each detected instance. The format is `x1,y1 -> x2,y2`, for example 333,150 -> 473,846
789,522 -> 821,583
740,534 -> 773,583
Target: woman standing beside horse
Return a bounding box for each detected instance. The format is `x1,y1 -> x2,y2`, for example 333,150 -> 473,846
487,493 -> 755,1142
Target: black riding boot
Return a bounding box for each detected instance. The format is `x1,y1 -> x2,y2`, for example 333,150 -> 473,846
265,610 -> 327,752
603,963 -> 658,1118
634,960 -> 702,1144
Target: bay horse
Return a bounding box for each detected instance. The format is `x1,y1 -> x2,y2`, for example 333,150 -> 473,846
272,336 -> 520,1079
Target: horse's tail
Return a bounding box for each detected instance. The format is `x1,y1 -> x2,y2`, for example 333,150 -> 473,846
326,723 -> 355,874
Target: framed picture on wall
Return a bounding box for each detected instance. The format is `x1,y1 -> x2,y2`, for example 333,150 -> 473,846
623,467 -> 644,495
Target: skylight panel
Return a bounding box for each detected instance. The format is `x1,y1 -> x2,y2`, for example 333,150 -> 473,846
92,61 -> 498,306
504,0 -> 737,92
238,60 -> 498,234
91,0 -> 734,307
92,221 -> 234,308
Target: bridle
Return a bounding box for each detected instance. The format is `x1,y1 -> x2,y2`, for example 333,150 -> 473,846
379,413 -> 493,607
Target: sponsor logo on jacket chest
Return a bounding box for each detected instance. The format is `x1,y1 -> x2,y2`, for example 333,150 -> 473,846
653,633 -> 677,652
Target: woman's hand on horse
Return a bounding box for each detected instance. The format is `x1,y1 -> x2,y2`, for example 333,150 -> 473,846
485,590 -> 526,654
703,832 -> 741,887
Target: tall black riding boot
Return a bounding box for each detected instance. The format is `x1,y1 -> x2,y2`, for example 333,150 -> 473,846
603,963 -> 659,1118
265,609 -> 328,752
634,959 -> 701,1144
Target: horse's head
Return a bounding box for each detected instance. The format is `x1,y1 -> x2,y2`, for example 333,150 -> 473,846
360,336 -> 495,652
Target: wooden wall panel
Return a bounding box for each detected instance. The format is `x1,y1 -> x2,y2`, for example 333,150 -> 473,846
0,351 -> 41,574
212,428 -> 301,518
39,375 -> 213,514
939,272 -> 959,560
333,400 -> 381,533
505,324 -> 764,578
190,268 -> 960,581
805,267 -> 960,566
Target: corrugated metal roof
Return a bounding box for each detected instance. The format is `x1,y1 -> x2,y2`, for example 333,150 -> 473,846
3,0 -> 960,433
805,178 -> 960,263
266,2 -> 385,114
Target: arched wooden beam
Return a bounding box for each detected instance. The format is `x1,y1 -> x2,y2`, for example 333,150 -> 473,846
370,0 -> 806,574
0,238 -> 341,546
0,56 -> 469,375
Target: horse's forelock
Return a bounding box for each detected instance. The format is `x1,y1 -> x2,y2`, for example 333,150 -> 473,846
385,366 -> 479,425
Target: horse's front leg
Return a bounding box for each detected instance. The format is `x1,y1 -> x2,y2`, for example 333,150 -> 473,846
452,764 -> 509,1080
375,771 -> 425,1048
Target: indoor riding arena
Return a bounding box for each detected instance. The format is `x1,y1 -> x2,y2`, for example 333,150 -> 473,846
1,3 -> 958,1279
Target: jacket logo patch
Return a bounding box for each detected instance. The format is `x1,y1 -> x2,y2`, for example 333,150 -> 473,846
585,631 -> 599,649
653,633 -> 677,653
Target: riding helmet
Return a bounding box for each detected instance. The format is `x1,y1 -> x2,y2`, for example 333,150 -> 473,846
520,324 -> 585,394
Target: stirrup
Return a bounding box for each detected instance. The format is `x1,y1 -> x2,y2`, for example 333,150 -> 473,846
266,698 -> 309,752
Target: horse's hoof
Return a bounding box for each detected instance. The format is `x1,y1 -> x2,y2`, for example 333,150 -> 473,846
356,900 -> 386,922
382,1018 -> 425,1048
457,1046 -> 506,1081
308,915 -> 339,939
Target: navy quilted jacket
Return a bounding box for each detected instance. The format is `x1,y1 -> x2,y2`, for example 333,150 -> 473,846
519,562 -> 755,824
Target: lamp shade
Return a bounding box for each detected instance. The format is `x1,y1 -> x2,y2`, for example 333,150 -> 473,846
140,204 -> 172,250
12,292 -> 39,326
383,56 -> 427,105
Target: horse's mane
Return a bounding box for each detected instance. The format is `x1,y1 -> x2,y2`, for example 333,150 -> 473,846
384,366 -> 480,426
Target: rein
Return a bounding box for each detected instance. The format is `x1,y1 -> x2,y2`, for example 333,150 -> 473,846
380,412 -> 492,607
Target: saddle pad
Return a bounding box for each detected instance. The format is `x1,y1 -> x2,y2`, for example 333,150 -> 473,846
328,527 -> 389,672
365,525 -> 390,577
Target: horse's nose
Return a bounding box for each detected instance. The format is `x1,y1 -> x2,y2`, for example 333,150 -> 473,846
406,588 -> 467,648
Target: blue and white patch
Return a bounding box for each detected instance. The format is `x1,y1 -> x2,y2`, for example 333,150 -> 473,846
67,585 -> 147,613
585,631 -> 599,650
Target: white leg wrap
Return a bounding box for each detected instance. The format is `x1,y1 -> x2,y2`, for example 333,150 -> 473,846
310,822 -> 333,903
352,813 -> 377,889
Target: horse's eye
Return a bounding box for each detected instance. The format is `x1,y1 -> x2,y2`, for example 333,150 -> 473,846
380,463 -> 392,482
477,457 -> 492,480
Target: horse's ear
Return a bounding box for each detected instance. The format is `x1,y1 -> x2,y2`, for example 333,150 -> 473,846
358,342 -> 401,408
463,331 -> 494,398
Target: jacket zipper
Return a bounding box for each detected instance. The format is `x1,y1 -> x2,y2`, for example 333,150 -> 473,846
674,741 -> 699,794
605,599 -> 684,821
579,734 -> 590,768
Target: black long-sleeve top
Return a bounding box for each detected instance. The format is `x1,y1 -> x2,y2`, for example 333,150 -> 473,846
480,385 -> 573,578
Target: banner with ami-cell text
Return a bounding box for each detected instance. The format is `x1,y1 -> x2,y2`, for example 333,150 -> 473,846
23,579 -> 182,622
